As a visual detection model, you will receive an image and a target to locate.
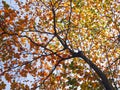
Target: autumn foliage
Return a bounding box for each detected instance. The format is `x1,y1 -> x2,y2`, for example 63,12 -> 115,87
0,0 -> 120,90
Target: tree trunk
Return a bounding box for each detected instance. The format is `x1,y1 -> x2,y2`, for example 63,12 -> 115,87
73,51 -> 114,90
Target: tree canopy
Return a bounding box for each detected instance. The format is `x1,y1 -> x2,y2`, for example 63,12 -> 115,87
0,0 -> 120,90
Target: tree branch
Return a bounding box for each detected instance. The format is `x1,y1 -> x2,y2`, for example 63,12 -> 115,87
32,55 -> 74,90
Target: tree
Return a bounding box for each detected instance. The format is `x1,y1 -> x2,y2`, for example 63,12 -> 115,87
0,0 -> 120,90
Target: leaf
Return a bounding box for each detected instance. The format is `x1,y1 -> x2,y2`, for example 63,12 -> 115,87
0,81 -> 6,90
5,73 -> 12,83
2,1 -> 10,8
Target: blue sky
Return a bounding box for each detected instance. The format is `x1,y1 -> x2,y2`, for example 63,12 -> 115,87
0,0 -> 26,9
